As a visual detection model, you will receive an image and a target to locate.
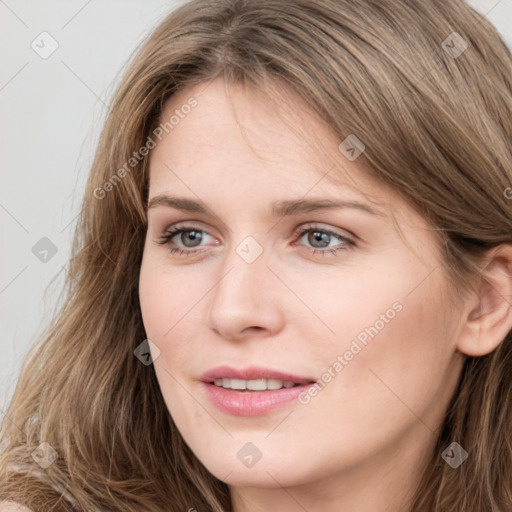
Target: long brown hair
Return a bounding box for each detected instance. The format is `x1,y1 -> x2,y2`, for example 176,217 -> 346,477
1,0 -> 511,510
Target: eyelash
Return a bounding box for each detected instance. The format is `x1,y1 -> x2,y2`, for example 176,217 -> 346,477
156,224 -> 355,258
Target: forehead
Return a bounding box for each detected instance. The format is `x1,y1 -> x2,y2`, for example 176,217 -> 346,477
149,78 -> 386,204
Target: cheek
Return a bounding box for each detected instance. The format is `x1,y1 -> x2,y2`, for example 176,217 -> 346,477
138,255 -> 194,339
139,270 -> 166,340
310,265 -> 456,433
138,253 -> 215,378
301,248 -> 455,406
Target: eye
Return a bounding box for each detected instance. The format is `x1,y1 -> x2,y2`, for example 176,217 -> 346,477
157,225 -> 216,256
293,226 -> 355,256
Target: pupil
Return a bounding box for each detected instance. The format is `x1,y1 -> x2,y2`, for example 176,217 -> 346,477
308,231 -> 329,248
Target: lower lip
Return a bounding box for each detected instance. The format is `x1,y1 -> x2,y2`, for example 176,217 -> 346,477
202,382 -> 315,416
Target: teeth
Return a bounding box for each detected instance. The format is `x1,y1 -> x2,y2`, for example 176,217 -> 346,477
213,378 -> 298,390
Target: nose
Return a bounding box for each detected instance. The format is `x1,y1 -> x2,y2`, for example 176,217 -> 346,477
206,245 -> 285,342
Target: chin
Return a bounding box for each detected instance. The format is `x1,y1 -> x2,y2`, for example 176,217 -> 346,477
194,446 -> 318,488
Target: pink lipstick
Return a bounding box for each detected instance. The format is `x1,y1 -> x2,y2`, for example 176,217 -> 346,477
200,365 -> 317,416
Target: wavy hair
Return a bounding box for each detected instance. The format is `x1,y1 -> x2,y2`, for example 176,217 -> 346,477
1,0 -> 512,510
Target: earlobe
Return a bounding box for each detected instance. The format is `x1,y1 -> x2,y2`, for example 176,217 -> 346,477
457,244 -> 512,357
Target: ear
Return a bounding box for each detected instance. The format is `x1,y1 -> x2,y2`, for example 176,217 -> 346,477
457,244 -> 512,357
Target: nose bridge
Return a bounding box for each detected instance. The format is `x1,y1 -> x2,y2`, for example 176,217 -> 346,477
212,236 -> 269,308
207,235 -> 283,338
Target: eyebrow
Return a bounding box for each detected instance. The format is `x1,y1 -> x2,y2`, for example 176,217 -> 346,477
147,195 -> 384,217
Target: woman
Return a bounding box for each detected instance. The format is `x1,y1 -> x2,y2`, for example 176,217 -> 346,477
1,0 -> 512,510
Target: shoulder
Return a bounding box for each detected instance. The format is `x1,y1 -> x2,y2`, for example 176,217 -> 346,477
0,502 -> 34,512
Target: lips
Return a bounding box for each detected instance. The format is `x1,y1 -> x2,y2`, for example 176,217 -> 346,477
200,365 -> 317,385
199,365 -> 318,416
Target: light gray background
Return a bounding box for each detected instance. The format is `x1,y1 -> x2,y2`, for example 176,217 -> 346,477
1,0 -> 511,412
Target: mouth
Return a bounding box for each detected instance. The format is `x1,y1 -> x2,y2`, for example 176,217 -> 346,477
200,366 -> 317,416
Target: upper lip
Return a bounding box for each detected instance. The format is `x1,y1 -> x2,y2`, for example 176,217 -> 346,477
200,365 -> 317,385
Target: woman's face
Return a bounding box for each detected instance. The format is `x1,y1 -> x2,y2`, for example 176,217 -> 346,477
139,77 -> 465,501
